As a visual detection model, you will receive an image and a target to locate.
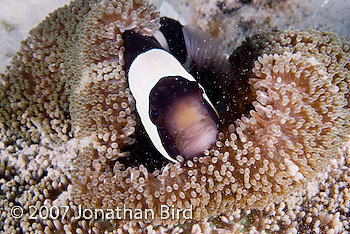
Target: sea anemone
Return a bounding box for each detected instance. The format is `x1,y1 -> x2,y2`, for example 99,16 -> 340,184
1,0 -> 350,233
71,27 -> 350,232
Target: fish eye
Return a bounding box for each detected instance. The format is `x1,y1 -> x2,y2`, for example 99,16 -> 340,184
151,109 -> 159,120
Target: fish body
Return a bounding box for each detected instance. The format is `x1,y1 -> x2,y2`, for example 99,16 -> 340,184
124,17 -> 233,162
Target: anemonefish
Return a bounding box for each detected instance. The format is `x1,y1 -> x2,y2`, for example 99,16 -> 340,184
123,17 -> 233,163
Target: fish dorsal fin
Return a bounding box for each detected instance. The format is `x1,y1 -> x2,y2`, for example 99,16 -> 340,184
123,30 -> 162,71
159,17 -> 187,64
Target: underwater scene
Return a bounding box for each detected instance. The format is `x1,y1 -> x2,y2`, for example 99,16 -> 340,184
0,0 -> 350,233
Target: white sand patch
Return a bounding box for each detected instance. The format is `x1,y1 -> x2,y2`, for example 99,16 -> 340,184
0,0 -> 70,72
287,0 -> 350,38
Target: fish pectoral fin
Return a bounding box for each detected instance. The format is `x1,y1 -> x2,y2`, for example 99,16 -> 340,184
182,25 -> 232,87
